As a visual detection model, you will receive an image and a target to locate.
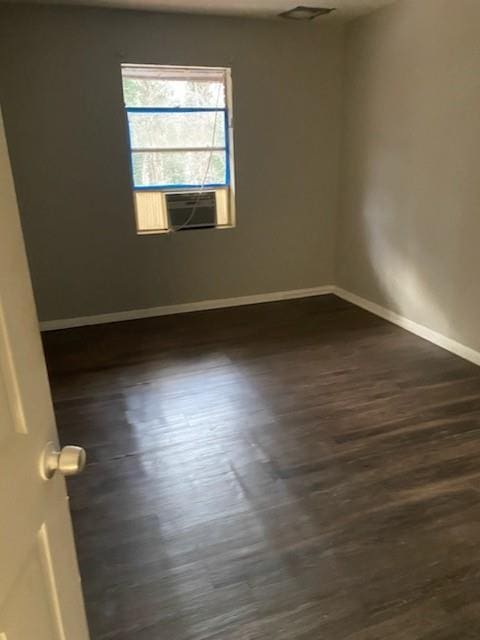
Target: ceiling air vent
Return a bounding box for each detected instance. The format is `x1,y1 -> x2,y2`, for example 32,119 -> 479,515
279,6 -> 335,20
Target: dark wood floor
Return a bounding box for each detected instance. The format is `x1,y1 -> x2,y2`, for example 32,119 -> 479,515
43,295 -> 480,640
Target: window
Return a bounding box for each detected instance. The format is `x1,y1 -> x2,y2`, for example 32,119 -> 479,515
121,65 -> 235,234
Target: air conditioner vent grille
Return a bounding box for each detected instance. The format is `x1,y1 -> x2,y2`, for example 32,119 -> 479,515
166,191 -> 217,230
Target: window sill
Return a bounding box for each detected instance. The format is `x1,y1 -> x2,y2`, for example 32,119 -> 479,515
137,223 -> 235,236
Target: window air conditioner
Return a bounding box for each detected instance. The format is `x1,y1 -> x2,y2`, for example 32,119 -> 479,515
166,191 -> 217,230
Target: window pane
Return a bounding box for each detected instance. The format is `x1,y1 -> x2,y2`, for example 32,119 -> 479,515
127,111 -> 226,149
122,78 -> 226,108
132,151 -> 227,187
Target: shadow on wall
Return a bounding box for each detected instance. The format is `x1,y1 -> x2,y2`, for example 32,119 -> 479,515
337,87 -> 449,338
336,0 -> 480,349
337,132 -> 454,339
361,186 -> 448,328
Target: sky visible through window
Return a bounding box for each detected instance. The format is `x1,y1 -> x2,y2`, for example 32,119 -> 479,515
122,69 -> 228,188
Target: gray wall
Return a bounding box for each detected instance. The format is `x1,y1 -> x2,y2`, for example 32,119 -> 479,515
337,0 -> 480,351
0,4 -> 344,322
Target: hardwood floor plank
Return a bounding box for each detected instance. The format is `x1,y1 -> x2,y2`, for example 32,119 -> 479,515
42,295 -> 480,639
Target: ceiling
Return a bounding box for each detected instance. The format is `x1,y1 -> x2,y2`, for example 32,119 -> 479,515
5,0 -> 398,20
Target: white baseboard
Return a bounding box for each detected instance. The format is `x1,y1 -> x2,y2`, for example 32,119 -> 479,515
334,286 -> 480,367
39,285 -> 335,331
39,284 -> 480,368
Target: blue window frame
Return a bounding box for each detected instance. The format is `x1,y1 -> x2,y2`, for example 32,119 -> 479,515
121,67 -> 231,191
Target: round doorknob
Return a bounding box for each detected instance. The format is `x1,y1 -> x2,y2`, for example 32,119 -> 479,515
41,441 -> 87,479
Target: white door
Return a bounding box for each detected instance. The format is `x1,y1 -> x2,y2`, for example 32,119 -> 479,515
0,108 -> 90,639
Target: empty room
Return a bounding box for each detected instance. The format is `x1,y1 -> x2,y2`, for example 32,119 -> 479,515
1,0 -> 480,637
